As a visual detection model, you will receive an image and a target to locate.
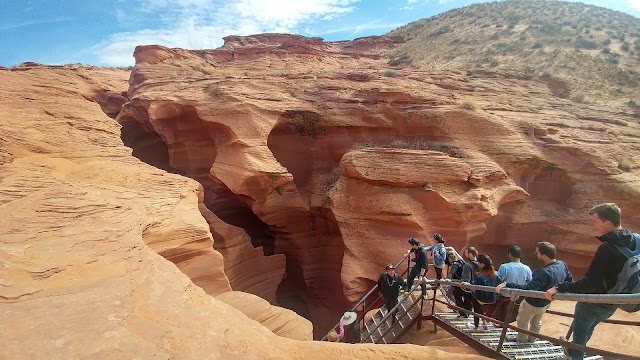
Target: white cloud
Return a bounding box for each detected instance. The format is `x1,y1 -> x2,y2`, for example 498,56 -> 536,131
94,0 -> 360,66
628,0 -> 640,11
0,17 -> 72,31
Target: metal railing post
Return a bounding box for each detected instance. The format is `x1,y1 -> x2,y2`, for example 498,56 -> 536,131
496,296 -> 518,350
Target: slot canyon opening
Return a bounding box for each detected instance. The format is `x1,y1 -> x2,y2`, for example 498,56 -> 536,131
119,117 -> 180,174
268,117 -> 354,338
114,101 -> 345,338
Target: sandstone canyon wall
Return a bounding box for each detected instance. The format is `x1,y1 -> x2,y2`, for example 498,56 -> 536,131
2,31 -> 640,358
1,64 -> 490,359
117,34 -> 640,338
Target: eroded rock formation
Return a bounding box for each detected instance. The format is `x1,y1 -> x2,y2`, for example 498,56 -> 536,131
3,30 -> 640,358
118,33 -> 640,340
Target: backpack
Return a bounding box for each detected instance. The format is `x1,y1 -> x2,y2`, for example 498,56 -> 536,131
607,233 -> 640,313
451,260 -> 465,279
433,245 -> 447,265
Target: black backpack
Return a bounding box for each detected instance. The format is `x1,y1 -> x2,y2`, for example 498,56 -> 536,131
451,260 -> 465,279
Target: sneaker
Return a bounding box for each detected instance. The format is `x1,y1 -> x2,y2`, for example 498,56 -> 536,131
505,335 -> 517,342
465,323 -> 478,330
456,314 -> 469,318
482,324 -> 490,330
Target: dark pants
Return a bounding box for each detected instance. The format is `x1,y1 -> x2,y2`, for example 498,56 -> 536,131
471,298 -> 485,327
384,296 -> 399,324
453,287 -> 473,317
493,296 -> 513,323
406,264 -> 423,292
435,267 -> 443,280
568,302 -> 617,359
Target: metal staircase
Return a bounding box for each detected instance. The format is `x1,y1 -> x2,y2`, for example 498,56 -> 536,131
435,312 -> 603,360
361,293 -> 421,344
323,256 -> 640,359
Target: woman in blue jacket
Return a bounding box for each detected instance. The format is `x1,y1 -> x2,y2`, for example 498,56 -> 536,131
424,233 -> 454,279
463,254 -> 502,330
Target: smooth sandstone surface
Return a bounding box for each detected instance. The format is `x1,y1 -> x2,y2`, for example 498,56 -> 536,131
2,30 -> 640,358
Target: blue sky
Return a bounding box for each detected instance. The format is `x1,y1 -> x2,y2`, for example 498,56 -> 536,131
1,0 -> 639,67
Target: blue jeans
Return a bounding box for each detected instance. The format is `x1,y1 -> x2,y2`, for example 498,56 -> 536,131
568,302 -> 617,359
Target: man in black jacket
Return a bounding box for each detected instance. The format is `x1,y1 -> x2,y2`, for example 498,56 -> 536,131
545,203 -> 639,359
404,237 -> 428,293
442,246 -> 480,318
377,264 -> 407,324
496,242 -> 573,343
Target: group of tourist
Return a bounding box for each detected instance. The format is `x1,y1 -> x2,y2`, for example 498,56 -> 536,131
379,203 -> 638,359
330,203 -> 639,360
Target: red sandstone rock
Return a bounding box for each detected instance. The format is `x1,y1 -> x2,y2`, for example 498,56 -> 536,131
122,36 -> 640,343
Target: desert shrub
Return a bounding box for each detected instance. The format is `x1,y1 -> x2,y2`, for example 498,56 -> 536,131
574,37 -> 598,49
459,98 -> 479,110
571,94 -> 585,103
431,26 -> 451,36
323,172 -> 340,194
622,42 -> 630,52
388,53 -> 410,66
524,67 -> 536,79
602,47 -> 611,54
618,158 -> 633,172
389,139 -> 430,150
283,110 -> 326,139
383,70 -> 397,77
388,140 -> 463,157
602,38 -> 611,45
531,42 -> 543,49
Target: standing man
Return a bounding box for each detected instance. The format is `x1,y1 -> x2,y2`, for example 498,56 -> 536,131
496,242 -> 573,343
496,245 -> 533,322
404,237 -> 428,293
377,264 -> 407,324
546,203 -> 639,359
442,246 -> 480,318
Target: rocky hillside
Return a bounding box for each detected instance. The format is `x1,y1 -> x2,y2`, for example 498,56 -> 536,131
387,0 -> 640,107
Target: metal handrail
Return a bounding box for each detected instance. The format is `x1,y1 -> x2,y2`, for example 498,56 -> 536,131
360,282 -> 427,343
435,280 -> 640,359
320,256 -> 411,341
442,280 -> 640,304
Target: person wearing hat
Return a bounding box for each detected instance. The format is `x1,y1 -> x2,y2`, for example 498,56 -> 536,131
327,311 -> 356,342
404,237 -> 429,294
377,264 -> 407,324
340,311 -> 360,344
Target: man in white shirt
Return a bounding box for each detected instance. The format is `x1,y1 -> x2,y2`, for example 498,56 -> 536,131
495,245 -> 532,323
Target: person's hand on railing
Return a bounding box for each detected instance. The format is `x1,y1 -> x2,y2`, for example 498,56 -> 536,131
495,282 -> 507,294
403,250 -> 411,258
440,278 -> 451,283
461,282 -> 471,288
545,287 -> 558,301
